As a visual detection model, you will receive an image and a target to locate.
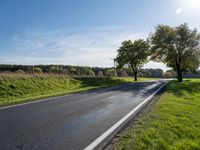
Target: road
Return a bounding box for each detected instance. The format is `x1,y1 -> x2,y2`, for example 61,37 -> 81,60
0,80 -> 168,150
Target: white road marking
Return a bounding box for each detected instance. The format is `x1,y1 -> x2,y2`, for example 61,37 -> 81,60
0,94 -> 71,110
107,96 -> 117,99
84,81 -> 168,150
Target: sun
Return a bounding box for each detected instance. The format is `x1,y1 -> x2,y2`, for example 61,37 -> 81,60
183,0 -> 200,12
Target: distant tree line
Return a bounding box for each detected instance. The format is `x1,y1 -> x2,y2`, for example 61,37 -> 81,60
0,64 -> 164,78
163,69 -> 200,78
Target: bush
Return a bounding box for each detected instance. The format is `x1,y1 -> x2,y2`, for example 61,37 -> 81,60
16,69 -> 24,74
88,70 -> 95,77
106,69 -> 118,77
49,66 -> 63,74
32,67 -> 43,74
97,71 -> 104,77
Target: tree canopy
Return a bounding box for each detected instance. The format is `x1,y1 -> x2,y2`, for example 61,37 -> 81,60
114,39 -> 149,81
150,23 -> 200,82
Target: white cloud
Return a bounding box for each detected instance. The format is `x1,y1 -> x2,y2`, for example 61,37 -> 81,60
176,8 -> 183,14
0,25 -> 169,71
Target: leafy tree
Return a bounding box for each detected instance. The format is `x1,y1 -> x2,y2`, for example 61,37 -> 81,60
114,39 -> 149,81
97,71 -> 104,77
69,68 -> 77,75
32,67 -> 43,74
16,69 -> 24,74
106,69 -> 118,77
49,66 -> 63,74
88,69 -> 95,76
140,68 -> 164,78
150,23 -> 200,82
164,69 -> 177,78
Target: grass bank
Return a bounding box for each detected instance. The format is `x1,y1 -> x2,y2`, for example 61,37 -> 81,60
116,79 -> 200,150
0,73 -> 158,107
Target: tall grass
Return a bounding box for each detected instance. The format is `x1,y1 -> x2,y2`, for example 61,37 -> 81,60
0,73 -> 136,106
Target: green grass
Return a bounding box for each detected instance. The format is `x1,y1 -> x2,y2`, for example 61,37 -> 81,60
0,74 -> 158,107
116,79 -> 200,150
114,77 -> 159,82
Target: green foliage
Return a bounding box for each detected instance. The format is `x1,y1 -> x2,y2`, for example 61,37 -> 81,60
32,67 -> 43,74
116,79 -> 200,150
0,74 -> 142,106
140,68 -> 164,78
49,66 -> 64,74
164,69 -> 177,78
115,39 -> 149,81
106,69 -> 118,77
88,69 -> 95,76
97,71 -> 104,77
16,69 -> 24,74
150,23 -> 200,82
0,64 -> 166,78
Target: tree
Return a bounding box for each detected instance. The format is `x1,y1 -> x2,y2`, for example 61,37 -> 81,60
88,69 -> 95,77
32,67 -> 43,74
150,23 -> 200,82
164,69 -> 176,78
16,69 -> 24,74
97,71 -> 104,77
106,69 -> 118,77
49,66 -> 63,74
114,39 -> 149,81
140,68 -> 164,78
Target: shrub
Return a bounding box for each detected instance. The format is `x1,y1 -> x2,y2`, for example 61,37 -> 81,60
32,67 -> 43,74
16,69 -> 24,74
88,70 -> 95,77
97,71 -> 104,77
49,66 -> 63,74
106,69 -> 118,77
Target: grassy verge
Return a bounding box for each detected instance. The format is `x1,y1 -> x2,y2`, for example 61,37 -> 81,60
116,79 -> 200,150
0,73 -> 158,107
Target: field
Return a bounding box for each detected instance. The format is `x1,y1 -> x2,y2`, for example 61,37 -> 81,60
116,79 -> 200,150
0,73 -> 158,106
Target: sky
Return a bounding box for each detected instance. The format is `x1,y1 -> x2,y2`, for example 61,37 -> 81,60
0,0 -> 200,71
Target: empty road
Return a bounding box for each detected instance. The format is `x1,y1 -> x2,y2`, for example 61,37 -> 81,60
0,80 -> 168,150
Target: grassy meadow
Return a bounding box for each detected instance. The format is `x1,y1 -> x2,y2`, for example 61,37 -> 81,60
116,79 -> 200,150
0,73 -> 158,106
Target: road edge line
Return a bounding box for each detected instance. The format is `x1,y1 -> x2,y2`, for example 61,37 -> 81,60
84,81 -> 169,150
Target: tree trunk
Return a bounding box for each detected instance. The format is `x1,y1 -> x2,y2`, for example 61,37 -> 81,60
134,71 -> 138,81
176,63 -> 183,82
131,66 -> 138,82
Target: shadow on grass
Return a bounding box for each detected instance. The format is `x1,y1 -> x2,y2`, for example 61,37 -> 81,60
167,80 -> 200,97
74,77 -> 130,87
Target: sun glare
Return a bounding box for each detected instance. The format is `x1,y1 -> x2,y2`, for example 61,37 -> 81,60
183,0 -> 200,13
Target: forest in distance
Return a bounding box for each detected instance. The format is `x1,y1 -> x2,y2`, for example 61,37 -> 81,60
0,64 -> 200,78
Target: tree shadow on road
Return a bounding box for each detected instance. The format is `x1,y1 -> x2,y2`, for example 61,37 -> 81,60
74,77 -> 159,98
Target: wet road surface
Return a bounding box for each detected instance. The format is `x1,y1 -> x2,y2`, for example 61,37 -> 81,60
0,80 -> 167,150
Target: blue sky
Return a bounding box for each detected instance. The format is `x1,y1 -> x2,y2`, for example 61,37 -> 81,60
0,0 -> 200,71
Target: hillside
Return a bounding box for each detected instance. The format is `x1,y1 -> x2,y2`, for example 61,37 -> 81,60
0,73 -> 155,106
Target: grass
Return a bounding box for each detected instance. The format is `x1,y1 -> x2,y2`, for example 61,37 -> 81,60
116,79 -> 200,150
0,73 -> 158,107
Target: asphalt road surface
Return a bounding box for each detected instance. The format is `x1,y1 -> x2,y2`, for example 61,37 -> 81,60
0,80 -> 168,150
